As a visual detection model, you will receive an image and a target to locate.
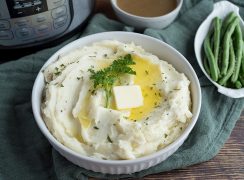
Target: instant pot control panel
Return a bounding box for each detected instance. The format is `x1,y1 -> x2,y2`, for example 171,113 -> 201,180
0,0 -> 72,47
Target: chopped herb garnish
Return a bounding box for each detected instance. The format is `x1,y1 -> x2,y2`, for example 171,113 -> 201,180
54,65 -> 66,76
107,135 -> 113,143
104,54 -> 107,57
89,54 -> 136,108
93,126 -> 99,130
60,84 -> 64,87
146,117 -> 149,120
164,134 -> 168,138
77,77 -> 81,80
145,70 -> 149,75
54,71 -> 61,76
91,90 -> 96,95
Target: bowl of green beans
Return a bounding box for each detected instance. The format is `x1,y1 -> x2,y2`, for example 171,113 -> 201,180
194,0 -> 244,98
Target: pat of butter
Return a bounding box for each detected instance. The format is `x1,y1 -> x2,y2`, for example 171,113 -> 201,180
113,85 -> 143,110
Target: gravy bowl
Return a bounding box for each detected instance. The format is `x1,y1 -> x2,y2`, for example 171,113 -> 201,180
111,0 -> 183,29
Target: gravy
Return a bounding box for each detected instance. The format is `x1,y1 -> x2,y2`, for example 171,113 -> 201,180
117,0 -> 178,17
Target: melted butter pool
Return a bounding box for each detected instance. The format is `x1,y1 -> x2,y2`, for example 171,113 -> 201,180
129,55 -> 163,121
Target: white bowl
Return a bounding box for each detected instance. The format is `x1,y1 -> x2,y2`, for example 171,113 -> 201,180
32,32 -> 201,174
110,0 -> 183,30
194,1 -> 244,98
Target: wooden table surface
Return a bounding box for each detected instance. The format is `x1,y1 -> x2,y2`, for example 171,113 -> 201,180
92,1 -> 244,179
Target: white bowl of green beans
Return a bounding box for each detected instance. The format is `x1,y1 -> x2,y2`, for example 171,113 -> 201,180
194,0 -> 244,98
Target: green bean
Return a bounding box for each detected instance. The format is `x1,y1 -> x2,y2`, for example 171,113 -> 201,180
203,56 -> 211,75
221,12 -> 237,39
221,17 -> 239,76
241,41 -> 244,75
203,29 -> 214,76
213,17 -> 222,77
218,52 -> 223,78
219,39 -> 236,85
204,28 -> 213,76
231,24 -> 243,82
204,30 -> 219,81
213,17 -> 222,63
235,80 -> 242,88
239,74 -> 244,86
210,30 -> 214,49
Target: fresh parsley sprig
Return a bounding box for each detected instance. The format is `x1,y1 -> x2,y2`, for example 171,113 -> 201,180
89,54 -> 136,108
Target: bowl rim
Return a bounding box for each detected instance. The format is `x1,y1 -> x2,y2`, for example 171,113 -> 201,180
110,0 -> 183,21
32,31 -> 201,165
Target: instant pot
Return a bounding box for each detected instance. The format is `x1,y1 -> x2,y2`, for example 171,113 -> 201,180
0,0 -> 94,51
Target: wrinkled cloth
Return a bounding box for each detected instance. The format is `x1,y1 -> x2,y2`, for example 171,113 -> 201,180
0,0 -> 243,179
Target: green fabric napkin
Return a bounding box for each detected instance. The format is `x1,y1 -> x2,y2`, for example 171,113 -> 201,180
0,0 -> 243,179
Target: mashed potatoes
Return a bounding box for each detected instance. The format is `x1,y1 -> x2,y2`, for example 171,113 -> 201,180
42,40 -> 192,160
